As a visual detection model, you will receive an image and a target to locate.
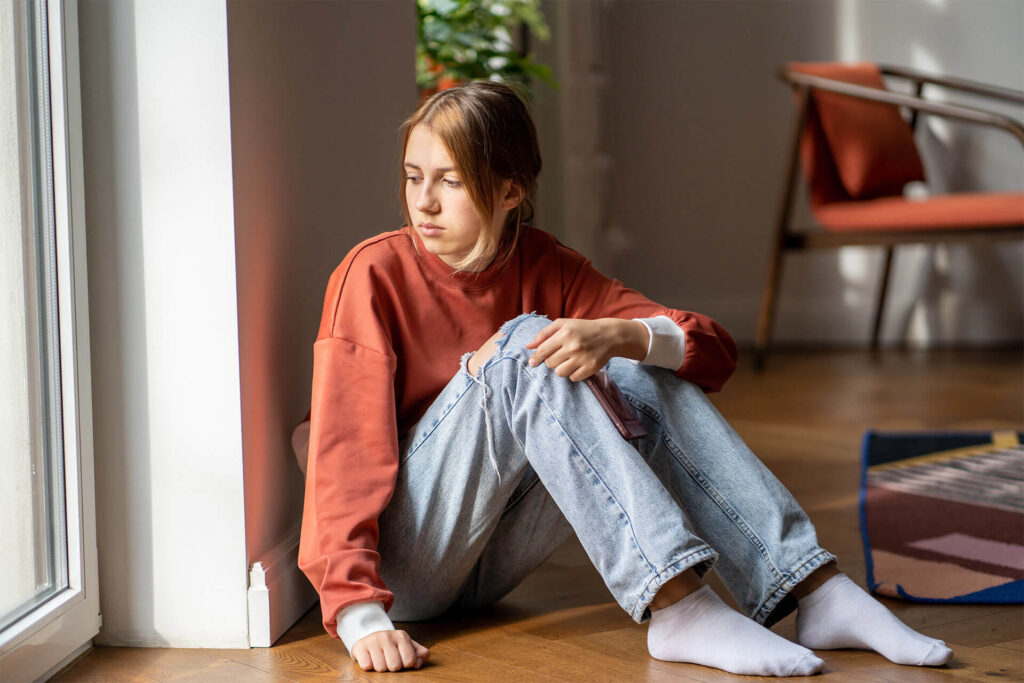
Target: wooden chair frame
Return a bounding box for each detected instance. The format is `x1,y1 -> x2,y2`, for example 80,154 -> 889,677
753,64 -> 1024,370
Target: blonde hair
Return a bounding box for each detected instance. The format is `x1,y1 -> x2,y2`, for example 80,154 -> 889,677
398,81 -> 542,273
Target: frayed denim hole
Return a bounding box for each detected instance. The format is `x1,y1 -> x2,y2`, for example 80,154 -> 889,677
458,349 -> 476,379
493,316 -> 523,354
494,311 -> 548,358
461,347 -> 502,483
461,344 -> 505,382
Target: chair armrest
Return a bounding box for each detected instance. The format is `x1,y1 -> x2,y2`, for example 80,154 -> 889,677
779,67 -> 1024,147
879,64 -> 1024,105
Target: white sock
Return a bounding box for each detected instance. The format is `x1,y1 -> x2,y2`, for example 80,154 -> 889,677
796,573 -> 952,666
647,585 -> 825,676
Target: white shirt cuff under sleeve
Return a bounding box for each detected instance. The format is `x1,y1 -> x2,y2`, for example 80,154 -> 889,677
625,315 -> 687,372
336,600 -> 395,653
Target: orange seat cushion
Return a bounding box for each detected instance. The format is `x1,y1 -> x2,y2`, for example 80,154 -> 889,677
813,192 -> 1024,232
789,62 -> 925,201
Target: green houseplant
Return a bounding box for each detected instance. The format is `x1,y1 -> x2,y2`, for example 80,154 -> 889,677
416,0 -> 558,101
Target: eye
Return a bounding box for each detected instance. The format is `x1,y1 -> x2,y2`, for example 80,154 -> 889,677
444,178 -> 462,188
404,175 -> 422,184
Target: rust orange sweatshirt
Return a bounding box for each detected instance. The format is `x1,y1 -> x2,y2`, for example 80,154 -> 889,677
298,225 -> 738,643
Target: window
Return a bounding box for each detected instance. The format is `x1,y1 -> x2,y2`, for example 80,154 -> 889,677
0,0 -> 100,678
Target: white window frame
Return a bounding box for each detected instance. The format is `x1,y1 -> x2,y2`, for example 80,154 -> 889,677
0,0 -> 100,679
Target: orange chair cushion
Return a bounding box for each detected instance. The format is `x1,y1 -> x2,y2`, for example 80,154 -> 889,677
789,62 -> 925,201
813,192 -> 1024,232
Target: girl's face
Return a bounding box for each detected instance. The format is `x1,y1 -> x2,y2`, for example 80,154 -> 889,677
404,123 -> 516,271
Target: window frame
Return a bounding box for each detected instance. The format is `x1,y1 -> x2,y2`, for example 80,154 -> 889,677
0,0 -> 100,678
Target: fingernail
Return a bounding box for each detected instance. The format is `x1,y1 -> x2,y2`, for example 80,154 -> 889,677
528,358 -> 536,366
416,658 -> 422,668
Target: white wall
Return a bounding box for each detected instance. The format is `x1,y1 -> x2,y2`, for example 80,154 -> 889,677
78,0 -> 417,648
79,0 -> 249,647
225,0 -> 416,599
830,0 -> 1024,345
558,0 -> 1023,347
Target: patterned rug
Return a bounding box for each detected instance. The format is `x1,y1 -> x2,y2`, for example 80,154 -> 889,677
860,430 -> 1024,604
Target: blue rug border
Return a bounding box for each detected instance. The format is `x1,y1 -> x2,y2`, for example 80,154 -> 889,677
859,431 -> 877,594
858,429 -> 1024,604
862,430 -> 1005,467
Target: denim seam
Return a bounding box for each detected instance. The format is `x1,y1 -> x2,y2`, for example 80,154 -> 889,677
624,394 -> 660,421
631,546 -> 718,623
506,354 -> 660,577
622,395 -> 661,441
661,432 -> 785,581
621,390 -> 829,623
403,380 -> 474,463
753,548 -> 838,625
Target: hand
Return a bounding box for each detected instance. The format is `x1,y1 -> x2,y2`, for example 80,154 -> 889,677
351,630 -> 430,672
524,318 -> 649,382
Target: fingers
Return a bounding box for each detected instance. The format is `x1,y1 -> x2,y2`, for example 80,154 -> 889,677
537,344 -> 594,380
368,645 -> 387,672
527,319 -> 595,369
396,636 -> 418,670
524,319 -> 608,379
568,364 -> 597,382
529,331 -> 578,369
354,645 -> 374,672
525,319 -> 562,350
382,639 -> 404,672
552,356 -> 582,380
352,631 -> 429,672
533,343 -> 571,370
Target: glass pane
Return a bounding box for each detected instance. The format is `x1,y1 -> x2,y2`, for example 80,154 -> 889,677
0,0 -> 68,633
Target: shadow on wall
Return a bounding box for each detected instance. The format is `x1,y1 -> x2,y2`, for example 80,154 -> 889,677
79,0 -> 164,646
828,0 -> 1024,347
226,0 -> 416,582
601,0 -> 1022,347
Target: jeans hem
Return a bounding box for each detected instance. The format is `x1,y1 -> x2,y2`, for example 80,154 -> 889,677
630,546 -> 718,624
753,547 -> 837,627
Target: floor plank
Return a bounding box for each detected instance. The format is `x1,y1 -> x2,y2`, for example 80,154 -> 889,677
52,349 -> 1024,681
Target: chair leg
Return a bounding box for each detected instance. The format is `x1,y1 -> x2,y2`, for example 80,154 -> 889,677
871,247 -> 895,350
754,243 -> 785,372
757,86 -> 809,372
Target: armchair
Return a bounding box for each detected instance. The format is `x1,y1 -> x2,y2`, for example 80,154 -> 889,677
754,61 -> 1024,369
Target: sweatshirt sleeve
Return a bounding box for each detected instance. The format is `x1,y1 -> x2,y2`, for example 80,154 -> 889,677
560,251 -> 738,393
298,335 -> 400,640
298,238 -> 408,641
627,315 -> 688,371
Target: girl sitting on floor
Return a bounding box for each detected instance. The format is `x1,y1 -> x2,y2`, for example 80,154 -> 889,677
297,81 -> 953,675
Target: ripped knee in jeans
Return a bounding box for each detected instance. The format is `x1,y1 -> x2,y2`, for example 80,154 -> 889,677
466,328 -> 505,378
461,313 -> 551,379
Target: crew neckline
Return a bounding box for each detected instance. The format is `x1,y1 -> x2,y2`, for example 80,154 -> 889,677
402,225 -> 517,290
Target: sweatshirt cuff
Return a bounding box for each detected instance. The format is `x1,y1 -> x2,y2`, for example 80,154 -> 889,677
625,316 -> 686,371
336,600 -> 394,653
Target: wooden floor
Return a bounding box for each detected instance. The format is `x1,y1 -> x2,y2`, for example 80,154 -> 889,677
54,349 -> 1024,681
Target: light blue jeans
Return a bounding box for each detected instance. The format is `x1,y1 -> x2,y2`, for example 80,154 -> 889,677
377,313 -> 835,627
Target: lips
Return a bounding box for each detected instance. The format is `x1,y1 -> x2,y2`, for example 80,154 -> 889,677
418,223 -> 444,236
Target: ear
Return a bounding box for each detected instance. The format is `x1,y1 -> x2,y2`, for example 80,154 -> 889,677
498,178 -> 525,211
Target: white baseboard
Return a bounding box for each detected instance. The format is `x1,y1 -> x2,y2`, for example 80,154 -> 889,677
247,524 -> 318,648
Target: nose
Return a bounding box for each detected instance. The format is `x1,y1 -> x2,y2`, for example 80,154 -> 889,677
414,181 -> 439,214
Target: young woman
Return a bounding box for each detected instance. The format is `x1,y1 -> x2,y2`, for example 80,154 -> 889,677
297,81 -> 952,676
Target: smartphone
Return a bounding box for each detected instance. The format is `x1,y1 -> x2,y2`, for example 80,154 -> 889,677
584,368 -> 648,441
